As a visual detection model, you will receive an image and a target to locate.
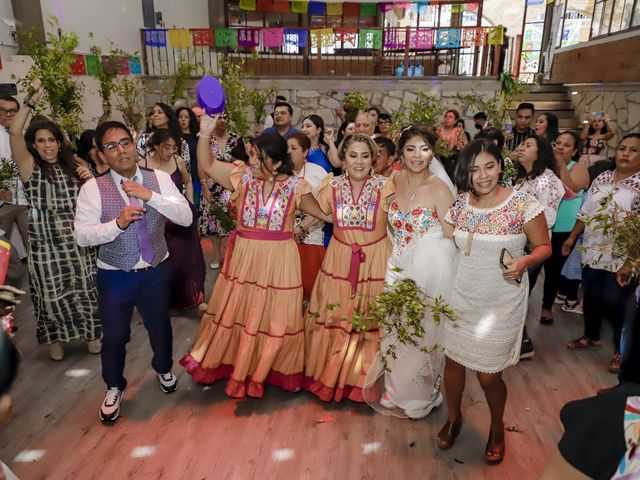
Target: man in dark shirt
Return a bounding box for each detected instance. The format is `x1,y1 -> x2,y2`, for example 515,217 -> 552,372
261,102 -> 299,139
506,102 -> 535,151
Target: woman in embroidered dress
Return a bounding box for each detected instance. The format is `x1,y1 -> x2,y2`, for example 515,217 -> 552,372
364,126 -> 457,419
181,116 -> 329,399
304,133 -> 392,403
9,79 -> 101,361
437,139 -> 551,464
199,112 -> 240,269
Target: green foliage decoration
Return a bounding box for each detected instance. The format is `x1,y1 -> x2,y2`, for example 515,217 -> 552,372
216,54 -> 250,136
113,75 -> 145,132
88,39 -> 121,108
343,92 -> 368,122
313,268 -> 458,374
164,56 -> 201,106
581,192 -> 640,278
16,17 -> 84,142
248,86 -> 276,126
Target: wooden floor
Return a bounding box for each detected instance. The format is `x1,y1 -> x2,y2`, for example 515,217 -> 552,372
0,248 -> 618,480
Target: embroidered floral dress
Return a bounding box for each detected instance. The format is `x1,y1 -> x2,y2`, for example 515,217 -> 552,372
444,190 -> 544,373
181,162 -> 311,399
200,132 -> 241,236
365,198 -> 457,418
304,173 -> 392,402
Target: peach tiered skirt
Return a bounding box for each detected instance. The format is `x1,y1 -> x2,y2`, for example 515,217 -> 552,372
181,230 -> 304,398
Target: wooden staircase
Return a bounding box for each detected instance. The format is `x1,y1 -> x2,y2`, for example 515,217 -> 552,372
511,84 -> 582,132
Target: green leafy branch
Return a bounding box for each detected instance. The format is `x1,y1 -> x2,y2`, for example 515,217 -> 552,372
343,92 -> 368,122
248,86 -> 276,126
164,56 -> 202,106
16,17 -> 84,142
216,54 -> 250,136
208,201 -> 236,235
88,39 -> 121,109
113,75 -> 145,132
581,192 -> 640,278
310,270 -> 458,374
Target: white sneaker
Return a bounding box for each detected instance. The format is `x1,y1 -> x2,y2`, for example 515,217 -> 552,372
99,387 -> 123,422
210,262 -> 220,269
562,300 -> 584,315
379,392 -> 395,409
158,371 -> 178,393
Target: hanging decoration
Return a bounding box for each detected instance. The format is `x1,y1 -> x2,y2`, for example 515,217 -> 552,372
215,28 -> 238,48
143,29 -> 167,47
358,29 -> 382,49
239,0 -> 257,10
359,3 -> 377,16
262,28 -> 285,48
273,0 -> 290,13
310,28 -> 335,48
383,28 -> 407,49
238,28 -> 261,47
334,27 -> 358,46
84,54 -> 100,76
284,28 -> 308,47
128,57 -> 143,75
326,2 -> 343,15
461,27 -> 485,47
291,0 -> 309,13
168,29 -> 191,49
70,53 -> 87,75
192,29 -> 214,47
342,2 -> 360,15
487,26 -> 505,45
409,28 -> 434,49
309,1 -> 326,14
435,28 -> 461,49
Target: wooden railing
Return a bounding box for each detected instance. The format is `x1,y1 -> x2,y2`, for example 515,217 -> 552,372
140,27 -> 503,78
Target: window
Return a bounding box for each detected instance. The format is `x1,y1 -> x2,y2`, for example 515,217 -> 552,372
610,0 -> 634,32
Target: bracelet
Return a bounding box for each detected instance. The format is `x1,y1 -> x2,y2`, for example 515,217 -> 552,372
25,102 -> 36,110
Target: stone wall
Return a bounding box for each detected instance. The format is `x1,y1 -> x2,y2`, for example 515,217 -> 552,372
143,76 -> 501,131
567,83 -> 640,155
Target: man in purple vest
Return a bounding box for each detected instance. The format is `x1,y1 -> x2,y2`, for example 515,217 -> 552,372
74,121 -> 192,423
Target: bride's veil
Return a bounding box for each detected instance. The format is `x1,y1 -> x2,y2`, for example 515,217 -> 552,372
430,156 -> 457,196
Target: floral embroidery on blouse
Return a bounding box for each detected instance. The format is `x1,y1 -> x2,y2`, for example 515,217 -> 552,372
210,132 -> 240,162
240,167 -> 301,231
388,200 -> 439,255
445,191 -> 543,236
514,168 -> 564,230
331,174 -> 386,230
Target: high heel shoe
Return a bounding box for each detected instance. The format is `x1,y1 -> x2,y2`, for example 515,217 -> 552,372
436,418 -> 462,449
485,425 -> 505,465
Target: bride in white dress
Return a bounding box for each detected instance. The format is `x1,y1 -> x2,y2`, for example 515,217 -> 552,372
364,126 -> 457,419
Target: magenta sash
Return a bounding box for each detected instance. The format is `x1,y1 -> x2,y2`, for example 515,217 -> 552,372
224,229 -> 293,275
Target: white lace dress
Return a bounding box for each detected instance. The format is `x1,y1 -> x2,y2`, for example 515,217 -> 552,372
443,191 -> 544,373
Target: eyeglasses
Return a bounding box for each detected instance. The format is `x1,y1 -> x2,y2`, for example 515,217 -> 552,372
0,108 -> 18,115
103,138 -> 134,151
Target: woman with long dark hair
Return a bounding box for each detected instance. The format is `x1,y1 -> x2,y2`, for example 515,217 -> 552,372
438,139 -> 551,464
579,111 -> 616,158
176,107 -> 203,208
76,129 -> 109,175
301,114 -> 337,173
181,118 -> 329,399
534,113 -> 559,143
8,80 -> 100,361
136,103 -> 191,171
142,129 -> 205,310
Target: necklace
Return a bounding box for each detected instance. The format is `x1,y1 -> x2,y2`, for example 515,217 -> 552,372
464,187 -> 502,256
405,170 -> 430,201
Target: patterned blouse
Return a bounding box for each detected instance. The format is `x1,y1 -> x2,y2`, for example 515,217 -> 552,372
514,168 -> 564,232
237,166 -> 307,232
445,191 -> 543,237
330,174 -> 387,230
388,200 -> 439,255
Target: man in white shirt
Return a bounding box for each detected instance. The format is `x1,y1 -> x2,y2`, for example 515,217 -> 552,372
0,95 -> 29,287
74,121 -> 192,423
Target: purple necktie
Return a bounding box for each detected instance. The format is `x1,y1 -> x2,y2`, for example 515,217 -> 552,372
122,177 -> 154,264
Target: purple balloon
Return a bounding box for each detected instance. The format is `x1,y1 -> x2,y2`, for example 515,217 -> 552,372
196,76 -> 226,116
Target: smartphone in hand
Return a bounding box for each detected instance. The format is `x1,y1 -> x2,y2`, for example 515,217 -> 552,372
500,248 -> 522,284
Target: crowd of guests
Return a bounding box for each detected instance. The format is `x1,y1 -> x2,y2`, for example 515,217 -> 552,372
0,78 -> 638,476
